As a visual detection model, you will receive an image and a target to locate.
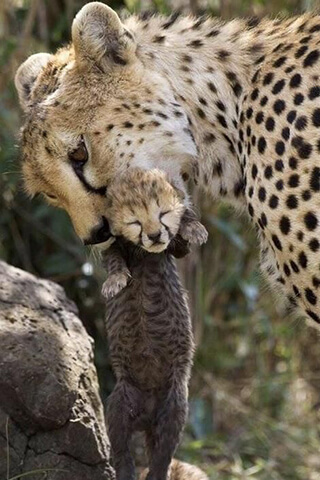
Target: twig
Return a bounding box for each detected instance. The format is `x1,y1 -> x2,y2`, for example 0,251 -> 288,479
9,216 -> 34,272
11,203 -> 84,262
0,0 -> 42,92
65,0 -> 76,26
9,469 -> 68,480
47,268 -> 83,282
19,0 -> 41,48
6,416 -> 9,480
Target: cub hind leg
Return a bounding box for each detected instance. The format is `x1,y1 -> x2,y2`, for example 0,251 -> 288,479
145,385 -> 188,480
106,380 -> 143,480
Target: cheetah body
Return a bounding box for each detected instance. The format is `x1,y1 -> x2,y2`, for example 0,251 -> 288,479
241,22 -> 320,321
15,4 -> 320,323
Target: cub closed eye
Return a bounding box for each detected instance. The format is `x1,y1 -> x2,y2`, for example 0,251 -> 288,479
68,136 -> 88,167
127,220 -> 141,226
160,211 -> 171,218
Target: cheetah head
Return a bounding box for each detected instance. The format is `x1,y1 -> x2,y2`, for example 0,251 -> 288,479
15,2 -> 196,245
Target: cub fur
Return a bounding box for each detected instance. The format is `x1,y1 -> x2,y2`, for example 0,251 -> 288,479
101,169 -> 207,480
105,168 -> 185,254
102,168 -> 207,299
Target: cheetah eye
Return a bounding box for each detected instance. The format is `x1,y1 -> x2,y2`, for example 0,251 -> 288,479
68,137 -> 88,167
43,192 -> 58,201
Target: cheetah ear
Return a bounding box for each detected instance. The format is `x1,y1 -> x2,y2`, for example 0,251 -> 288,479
15,53 -> 53,111
72,2 -> 136,71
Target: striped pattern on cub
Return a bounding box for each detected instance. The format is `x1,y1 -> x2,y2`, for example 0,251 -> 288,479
101,169 -> 207,480
103,241 -> 193,480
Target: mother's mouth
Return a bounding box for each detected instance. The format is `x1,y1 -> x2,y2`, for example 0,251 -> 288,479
84,216 -> 112,245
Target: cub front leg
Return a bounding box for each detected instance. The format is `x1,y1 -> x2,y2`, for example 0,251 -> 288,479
101,243 -> 131,300
102,273 -> 130,300
179,208 -> 208,246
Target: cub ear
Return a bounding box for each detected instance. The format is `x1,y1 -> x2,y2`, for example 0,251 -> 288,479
106,197 -> 113,209
72,2 -> 136,70
174,186 -> 186,201
15,53 -> 52,111
167,176 -> 186,201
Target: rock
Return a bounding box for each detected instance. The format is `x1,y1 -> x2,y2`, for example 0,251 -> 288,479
0,261 -> 114,480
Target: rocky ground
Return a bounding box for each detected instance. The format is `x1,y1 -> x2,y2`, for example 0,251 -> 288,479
0,261 -> 115,480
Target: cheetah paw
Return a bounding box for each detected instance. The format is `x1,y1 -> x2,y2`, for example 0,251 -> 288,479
180,221 -> 208,246
101,273 -> 129,300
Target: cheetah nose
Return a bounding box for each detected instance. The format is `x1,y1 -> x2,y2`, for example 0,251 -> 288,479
84,216 -> 111,245
148,232 -> 162,243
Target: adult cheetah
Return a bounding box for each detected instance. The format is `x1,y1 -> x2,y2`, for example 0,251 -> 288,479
15,3 -> 320,324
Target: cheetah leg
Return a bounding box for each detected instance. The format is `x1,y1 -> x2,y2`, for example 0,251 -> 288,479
145,386 -> 188,480
106,380 -> 142,480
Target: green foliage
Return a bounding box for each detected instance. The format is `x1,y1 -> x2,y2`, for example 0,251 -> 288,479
1,1 -> 320,478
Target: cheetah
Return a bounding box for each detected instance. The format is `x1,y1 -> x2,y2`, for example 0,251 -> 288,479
14,2 -> 320,326
101,168 -> 207,480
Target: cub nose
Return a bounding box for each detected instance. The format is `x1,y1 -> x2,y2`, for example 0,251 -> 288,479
84,216 -> 111,245
148,232 -> 161,243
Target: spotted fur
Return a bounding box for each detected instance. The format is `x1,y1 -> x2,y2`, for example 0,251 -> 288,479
15,3 -> 320,324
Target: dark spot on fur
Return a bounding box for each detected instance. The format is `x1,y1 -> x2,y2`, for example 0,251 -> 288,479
162,11 -> 180,29
188,39 -> 203,48
153,35 -> 166,43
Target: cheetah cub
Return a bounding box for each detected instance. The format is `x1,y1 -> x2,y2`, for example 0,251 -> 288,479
101,168 -> 207,480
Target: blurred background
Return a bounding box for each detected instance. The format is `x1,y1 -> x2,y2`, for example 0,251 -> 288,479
1,0 -> 320,478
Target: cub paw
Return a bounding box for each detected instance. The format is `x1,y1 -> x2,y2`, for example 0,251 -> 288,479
101,272 -> 129,300
180,221 -> 208,246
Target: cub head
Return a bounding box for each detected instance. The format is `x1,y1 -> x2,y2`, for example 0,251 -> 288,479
15,2 -> 196,245
106,168 -> 185,253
